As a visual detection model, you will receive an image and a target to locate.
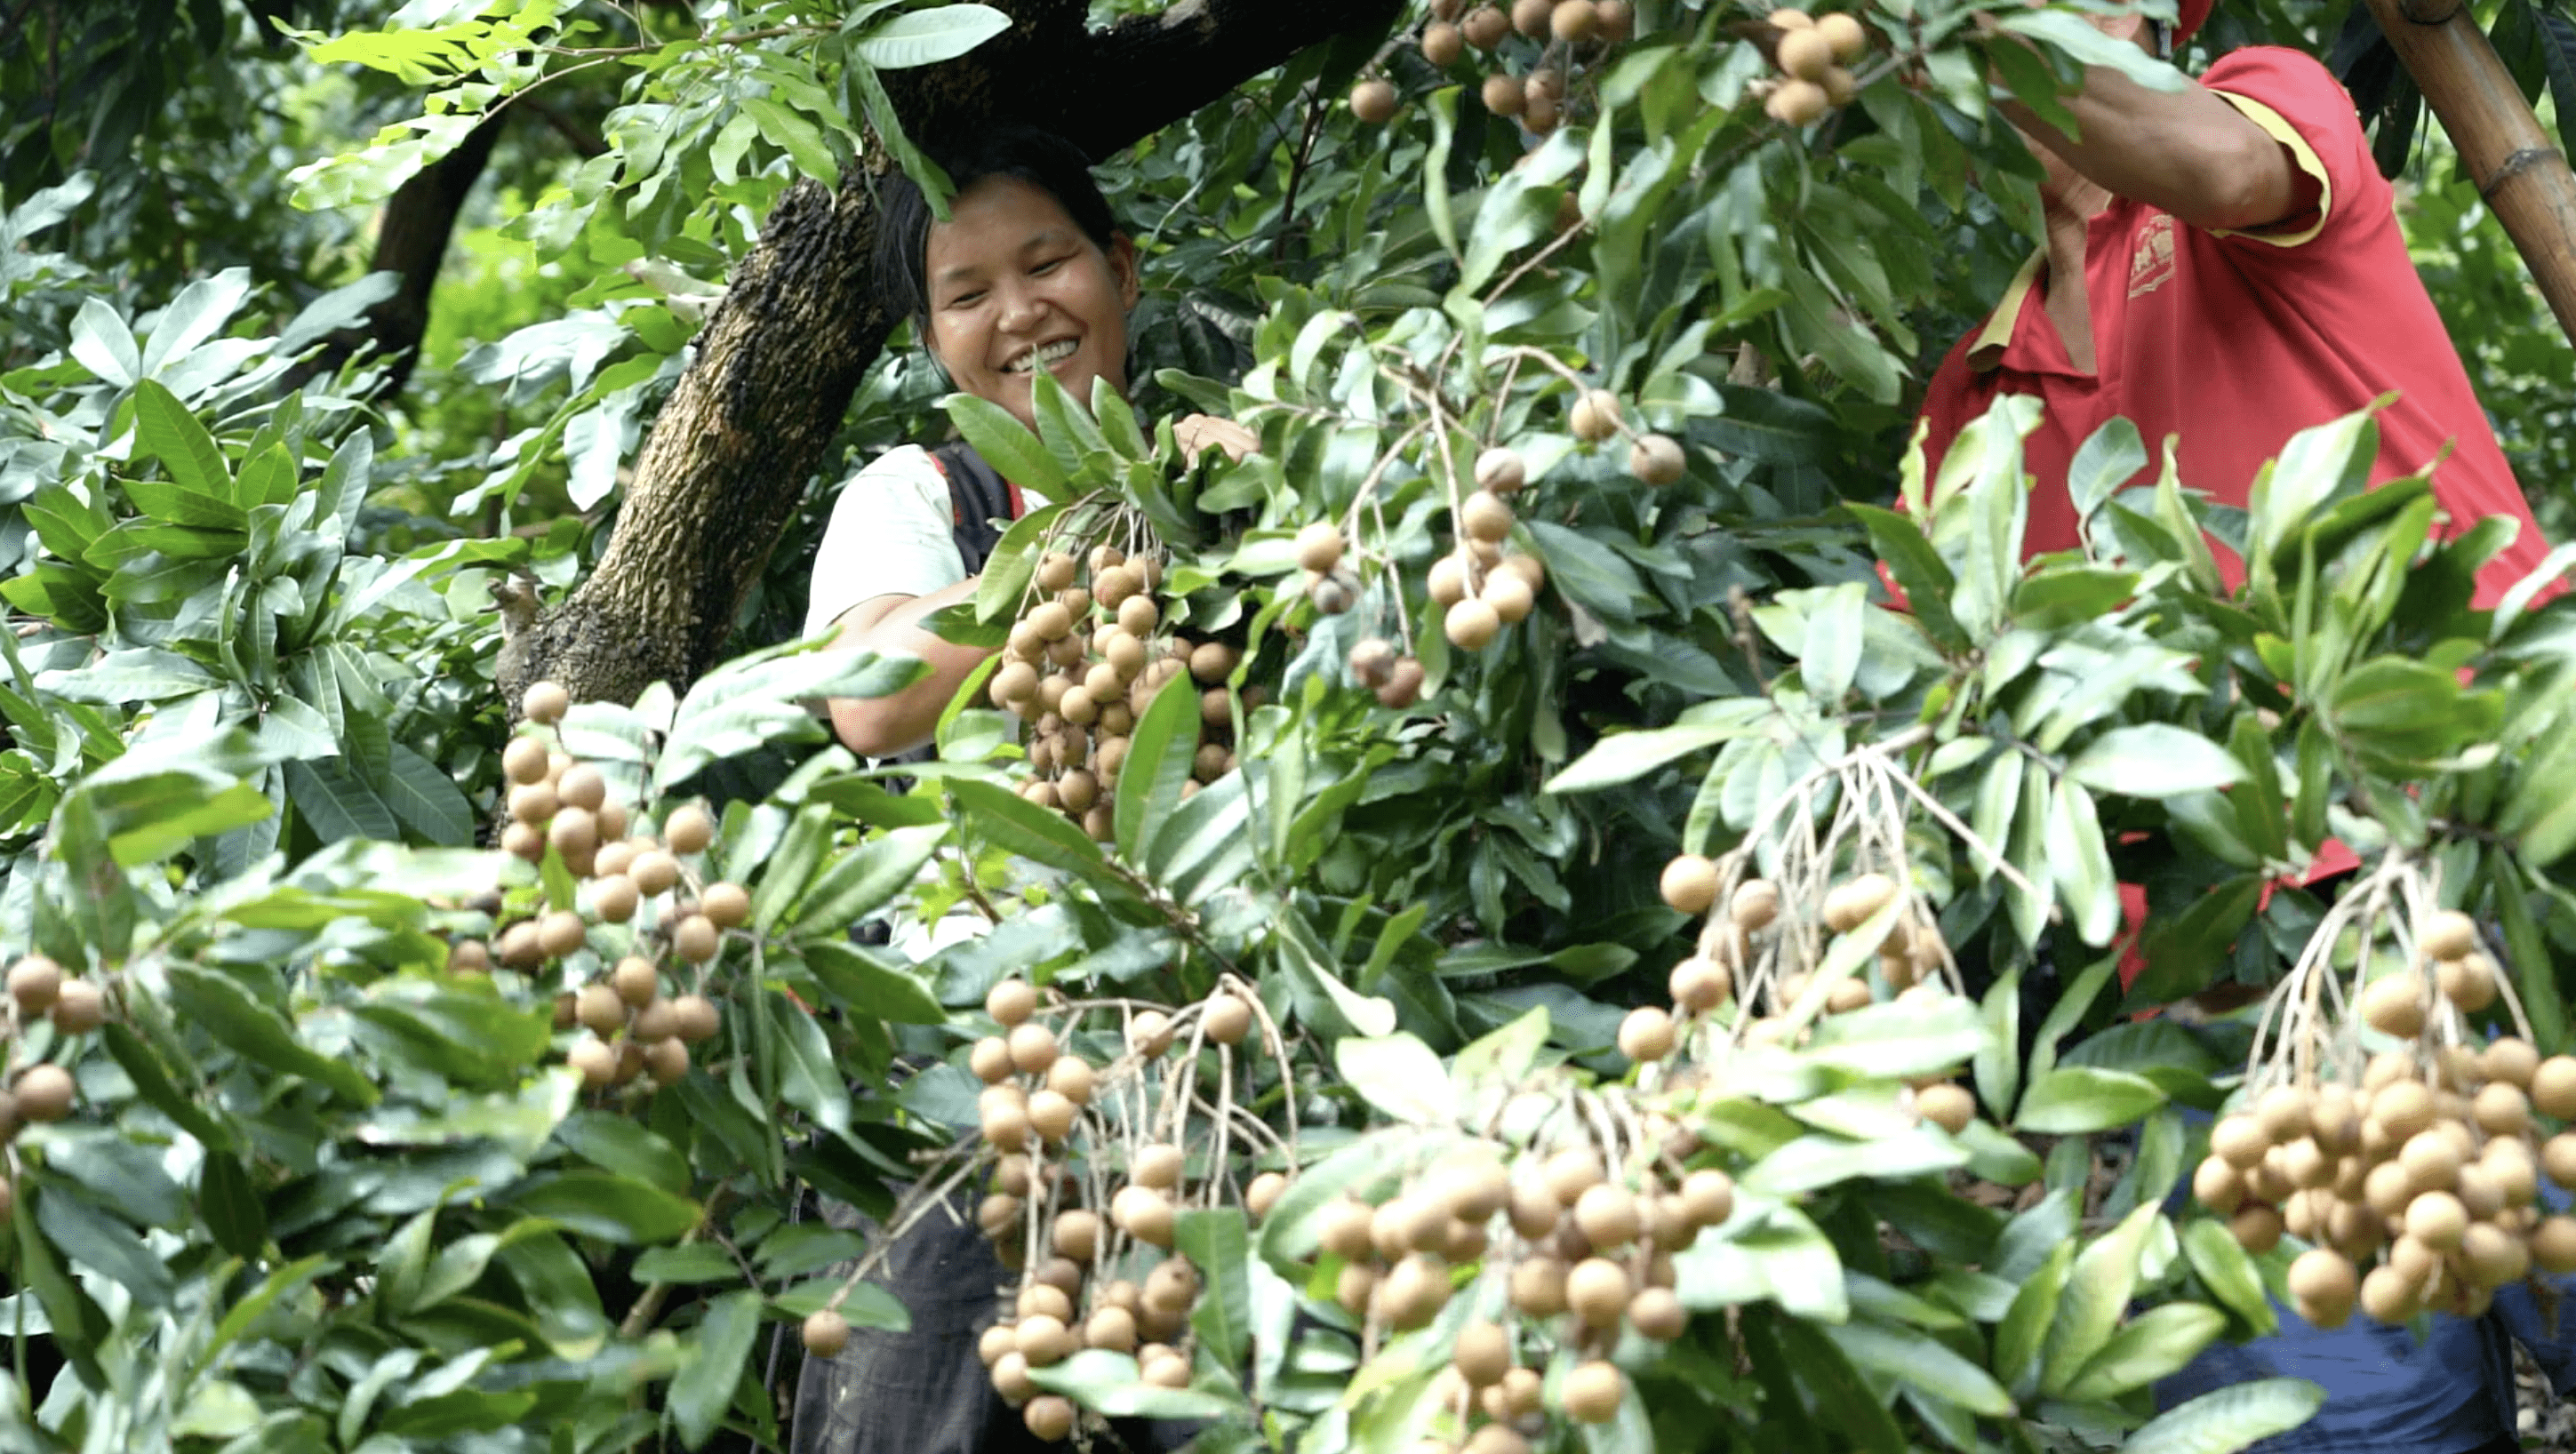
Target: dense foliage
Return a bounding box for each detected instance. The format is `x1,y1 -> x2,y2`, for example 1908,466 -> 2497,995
2,1 -> 2574,1452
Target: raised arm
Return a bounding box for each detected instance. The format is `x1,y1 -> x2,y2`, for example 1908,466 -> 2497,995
825,579 -> 991,758
1994,28 -> 2301,233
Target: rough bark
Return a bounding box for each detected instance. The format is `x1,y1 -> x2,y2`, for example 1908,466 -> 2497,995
500,0 -> 1402,718
285,109 -> 510,398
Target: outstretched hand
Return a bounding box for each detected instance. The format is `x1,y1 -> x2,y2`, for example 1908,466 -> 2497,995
1174,413 -> 1259,464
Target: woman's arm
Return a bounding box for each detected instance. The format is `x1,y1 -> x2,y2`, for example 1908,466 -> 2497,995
825,577 -> 991,758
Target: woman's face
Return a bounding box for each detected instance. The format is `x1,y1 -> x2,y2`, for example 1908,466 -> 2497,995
923,174 -> 1140,430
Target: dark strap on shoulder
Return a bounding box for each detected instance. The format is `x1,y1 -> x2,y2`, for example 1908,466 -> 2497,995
929,440 -> 1014,578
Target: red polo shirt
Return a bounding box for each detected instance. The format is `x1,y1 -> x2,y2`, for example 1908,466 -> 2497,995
1918,46 -> 2549,606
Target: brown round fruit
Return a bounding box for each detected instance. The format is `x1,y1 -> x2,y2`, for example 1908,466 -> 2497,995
1561,1361 -> 1625,1423
1351,79 -> 1398,123
1764,78 -> 1828,124
803,1309 -> 851,1357
1248,1170 -> 1290,1220
523,681 -> 571,724
1569,388 -> 1622,443
1512,0 -> 1553,35
1204,993 -> 1253,1046
48,979 -> 103,1035
1618,1006 -> 1676,1062
1464,4 -> 1509,46
672,915 -> 720,964
1007,1021 -> 1060,1075
1628,433 -> 1685,485
1023,1395 -> 1076,1442
1422,20 -> 1465,63
1566,1257 -> 1631,1327
2358,972 -> 2428,1036
503,736 -> 550,786
1453,1319 -> 1513,1386
1916,1082 -> 1976,1135
14,1065 -> 74,1122
1820,872 -> 1896,932
1474,447 -> 1526,495
1445,597 -> 1501,651
1460,490 -> 1515,544
612,955 -> 661,1008
1660,854 -> 1720,915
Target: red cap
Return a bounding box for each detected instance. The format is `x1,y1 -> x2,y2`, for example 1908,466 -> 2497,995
2177,0 -> 2214,44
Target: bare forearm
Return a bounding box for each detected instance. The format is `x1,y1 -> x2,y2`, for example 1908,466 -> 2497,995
826,579 -> 992,757
2001,68 -> 2295,231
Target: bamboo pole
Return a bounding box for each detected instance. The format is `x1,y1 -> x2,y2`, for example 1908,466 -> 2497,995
2362,0 -> 2576,344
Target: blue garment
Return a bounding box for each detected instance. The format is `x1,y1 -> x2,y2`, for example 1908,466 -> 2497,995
2156,1129 -> 2576,1452
2156,1282 -> 2576,1452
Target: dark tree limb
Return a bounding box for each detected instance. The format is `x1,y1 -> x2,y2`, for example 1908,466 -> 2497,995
501,0 -> 1402,719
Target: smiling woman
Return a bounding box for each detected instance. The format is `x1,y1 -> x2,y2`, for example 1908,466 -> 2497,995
806,127 -> 1253,762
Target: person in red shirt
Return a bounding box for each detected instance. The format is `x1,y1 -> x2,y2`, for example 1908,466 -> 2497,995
1917,0 -> 2552,605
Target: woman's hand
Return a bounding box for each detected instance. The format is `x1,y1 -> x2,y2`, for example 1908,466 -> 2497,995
1174,413 -> 1259,464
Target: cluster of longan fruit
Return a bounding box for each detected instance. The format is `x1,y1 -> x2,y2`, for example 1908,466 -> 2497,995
1356,0 -> 1640,136
950,979 -> 1283,1442
476,682 -> 728,1093
988,543 -> 1245,840
1316,1143 -> 1734,1441
1564,389 -> 1687,490
1290,522 -> 1430,707
0,953 -> 108,1213
1644,859 -> 1975,1126
1757,8 -> 1873,125
2193,910 -> 2576,1328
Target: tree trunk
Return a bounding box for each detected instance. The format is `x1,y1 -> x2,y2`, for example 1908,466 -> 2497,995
2362,0 -> 2576,343
287,109 -> 511,398
500,0 -> 1402,719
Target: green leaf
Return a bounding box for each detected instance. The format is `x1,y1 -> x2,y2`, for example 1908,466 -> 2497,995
132,378 -> 235,499
1995,1240 -> 2073,1398
851,3 -> 1012,68
670,1291 -> 762,1450
1024,1351 -> 1239,1419
1821,1320 -> 2014,1418
948,778 -> 1107,877
771,991 -> 853,1136
1544,704 -> 1766,794
2064,1303 -> 2226,1399
972,502 -> 1065,623
2039,1202 -> 2161,1396
790,823 -> 943,933
943,393 -> 1066,494
1334,1034 -> 1453,1125
802,939 -> 948,1023
2067,724 -> 2244,798
381,745 -> 474,845
1118,668 -> 1201,861
2180,1218 -> 2277,1336
166,966 -> 380,1106
2016,1066 -> 2166,1133
505,1172 -> 700,1244
2123,1378 -> 2327,1454
740,97 -> 837,184
70,297 -> 140,385
199,1152 -> 268,1258
1175,1208 -> 1254,1370
37,1183 -> 175,1306
2045,779 -> 2121,947
555,1112 -> 692,1194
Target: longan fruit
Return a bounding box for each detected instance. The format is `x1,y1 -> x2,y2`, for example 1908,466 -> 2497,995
1481,571 -> 1536,627
1542,1146 -> 1605,1206
1052,1209 -> 1101,1262
1350,78 -> 1398,123
2372,1080 -> 2437,1141
2357,972 -> 2427,1037
1295,521 -> 1347,574
2420,908 -> 2478,961
2534,1216 -> 2576,1274
47,979 -> 103,1034
2192,1154 -> 2245,1215
1816,11 -> 1866,58
1335,1260 -> 1380,1314
1617,1006 -> 1676,1062
1669,955 -> 1732,1011
1628,433 -> 1685,485
1566,1257 -> 1631,1327
630,850 -> 680,895
2229,1202 -> 2284,1253
2255,1084 -> 2314,1144
988,979 -> 1038,1027
1007,1021 -> 1060,1075
1445,597 -> 1501,651
1561,1361 -> 1625,1423
1422,20 -> 1465,63
1453,1319 -> 1513,1386
1027,1089 -> 1077,1145
566,1037 -> 618,1088
610,955 -> 660,1007
1679,1169 -> 1735,1228
2535,1056 -> 2576,1118
1463,4 -> 1509,46
2475,1082 -> 2531,1136
508,783 -> 558,827
2406,1190 -> 2468,1250
1460,490 -> 1515,544
1512,0 -> 1553,36
1764,78 -> 1828,124
1023,1394 -> 1076,1441
1659,854 -> 1720,915
1204,993 -> 1253,1046
523,681 -> 571,723
1127,1010 -> 1175,1059
2438,953 -> 2498,1012
1820,872 -> 1896,931
1510,1255 -> 1569,1316
672,915 -> 720,964
1916,1082 -> 1976,1134
1629,1285 -> 1687,1339
1568,388 -> 1621,443
502,737 -> 550,786
665,803 -> 715,855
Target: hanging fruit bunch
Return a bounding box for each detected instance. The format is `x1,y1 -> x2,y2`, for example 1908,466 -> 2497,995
988,526 -> 1252,840
2188,859 -> 2576,1328
1314,1125 -> 1736,1442
1359,0 -> 1641,133
0,950 -> 113,1217
806,977 -> 1297,1444
485,681 -> 727,1092
1621,726 -> 1985,1128
1753,8 -> 1874,125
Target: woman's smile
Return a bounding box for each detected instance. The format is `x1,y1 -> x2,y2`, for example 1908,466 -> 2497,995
924,174 -> 1140,428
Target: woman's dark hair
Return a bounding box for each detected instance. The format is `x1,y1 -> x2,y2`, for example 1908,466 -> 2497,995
873,126 -> 1121,332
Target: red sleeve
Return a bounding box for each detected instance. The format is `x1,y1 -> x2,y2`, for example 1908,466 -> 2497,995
2195,47 -> 2381,255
